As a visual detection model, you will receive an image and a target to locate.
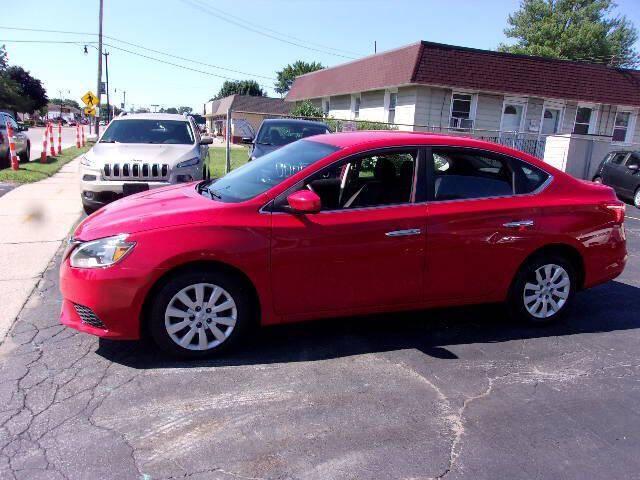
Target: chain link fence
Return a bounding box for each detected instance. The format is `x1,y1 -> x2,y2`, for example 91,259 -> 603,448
209,109 -> 549,174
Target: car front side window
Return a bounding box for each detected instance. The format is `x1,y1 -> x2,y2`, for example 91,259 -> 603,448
299,149 -> 418,211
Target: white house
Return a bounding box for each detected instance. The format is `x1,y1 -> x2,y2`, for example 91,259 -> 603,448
286,41 -> 640,158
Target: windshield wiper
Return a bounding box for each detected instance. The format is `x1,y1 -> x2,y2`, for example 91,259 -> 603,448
100,139 -> 117,143
256,141 -> 272,146
208,189 -> 222,199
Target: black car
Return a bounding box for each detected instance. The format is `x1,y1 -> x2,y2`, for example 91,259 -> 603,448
246,118 -> 330,161
593,150 -> 640,208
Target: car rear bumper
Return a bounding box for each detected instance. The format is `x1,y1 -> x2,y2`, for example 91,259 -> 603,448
59,257 -> 154,340
583,226 -> 627,288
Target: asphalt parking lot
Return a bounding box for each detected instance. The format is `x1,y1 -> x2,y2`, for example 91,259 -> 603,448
0,207 -> 639,479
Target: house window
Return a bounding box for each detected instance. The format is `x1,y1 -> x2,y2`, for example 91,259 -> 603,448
450,93 -> 474,129
613,110 -> 633,143
573,105 -> 597,135
388,92 -> 397,124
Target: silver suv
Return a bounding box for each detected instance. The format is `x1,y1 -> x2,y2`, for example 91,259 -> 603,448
79,113 -> 212,214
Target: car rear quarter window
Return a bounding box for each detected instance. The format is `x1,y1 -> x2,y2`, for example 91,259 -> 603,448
512,160 -> 550,194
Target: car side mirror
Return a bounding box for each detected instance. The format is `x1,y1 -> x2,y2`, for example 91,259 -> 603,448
628,164 -> 639,172
241,137 -> 253,145
200,137 -> 213,145
286,190 -> 321,214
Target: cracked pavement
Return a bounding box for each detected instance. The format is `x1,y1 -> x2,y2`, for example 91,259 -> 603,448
1,210 -> 639,479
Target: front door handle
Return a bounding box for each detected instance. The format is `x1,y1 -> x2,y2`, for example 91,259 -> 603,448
385,228 -> 422,237
503,220 -> 534,229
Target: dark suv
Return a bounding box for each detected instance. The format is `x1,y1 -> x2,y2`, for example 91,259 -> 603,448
0,113 -> 30,168
593,151 -> 640,208
246,119 -> 330,161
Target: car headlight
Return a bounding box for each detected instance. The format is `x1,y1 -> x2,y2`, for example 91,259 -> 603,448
80,155 -> 95,167
176,157 -> 200,168
69,234 -> 136,268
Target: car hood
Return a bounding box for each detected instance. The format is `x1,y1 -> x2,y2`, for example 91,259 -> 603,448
87,143 -> 196,166
74,183 -> 222,240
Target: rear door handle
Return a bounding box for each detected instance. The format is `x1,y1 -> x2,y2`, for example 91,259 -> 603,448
503,220 -> 534,229
385,228 -> 422,237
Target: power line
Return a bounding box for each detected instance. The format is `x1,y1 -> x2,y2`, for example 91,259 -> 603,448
0,38 -> 275,91
0,25 -> 277,80
179,0 -> 357,60
186,0 -> 363,57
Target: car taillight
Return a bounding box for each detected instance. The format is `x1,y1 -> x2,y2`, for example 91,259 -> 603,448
602,202 -> 625,223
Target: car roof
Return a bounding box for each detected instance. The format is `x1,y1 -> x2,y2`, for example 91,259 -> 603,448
261,118 -> 328,128
114,113 -> 190,121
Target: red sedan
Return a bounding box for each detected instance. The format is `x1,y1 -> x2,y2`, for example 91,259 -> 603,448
60,132 -> 627,357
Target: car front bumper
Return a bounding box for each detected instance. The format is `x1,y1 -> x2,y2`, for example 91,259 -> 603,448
59,256 -> 156,340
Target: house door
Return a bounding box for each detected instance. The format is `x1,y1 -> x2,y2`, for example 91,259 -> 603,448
541,108 -> 561,134
502,104 -> 523,132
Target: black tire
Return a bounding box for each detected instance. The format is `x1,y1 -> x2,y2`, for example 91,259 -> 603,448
18,143 -> 30,163
83,203 -> 98,215
593,176 -> 602,183
148,269 -> 254,359
0,149 -> 9,169
508,254 -> 576,325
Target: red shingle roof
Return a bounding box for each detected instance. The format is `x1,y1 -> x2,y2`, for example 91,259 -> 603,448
286,41 -> 640,107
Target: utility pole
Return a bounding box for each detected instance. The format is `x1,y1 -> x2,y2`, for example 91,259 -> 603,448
374,41 -> 377,54
95,0 -> 103,135
104,51 -> 110,123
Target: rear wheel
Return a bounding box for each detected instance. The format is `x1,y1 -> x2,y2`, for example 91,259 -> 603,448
148,269 -> 253,358
508,254 -> 576,325
593,176 -> 602,183
634,187 -> 640,209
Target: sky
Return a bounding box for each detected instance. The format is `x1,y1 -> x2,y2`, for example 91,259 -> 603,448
3,0 -> 640,114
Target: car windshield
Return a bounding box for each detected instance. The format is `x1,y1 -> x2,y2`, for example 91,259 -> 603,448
100,119 -> 194,144
256,122 -> 329,146
201,139 -> 339,203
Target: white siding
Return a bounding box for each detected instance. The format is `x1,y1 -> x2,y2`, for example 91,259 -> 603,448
475,94 -> 503,131
524,97 -> 544,133
359,90 -> 386,122
395,87 -> 417,130
413,87 -> 451,130
562,101 -> 578,134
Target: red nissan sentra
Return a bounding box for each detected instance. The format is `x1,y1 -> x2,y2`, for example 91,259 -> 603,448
60,131 -> 627,358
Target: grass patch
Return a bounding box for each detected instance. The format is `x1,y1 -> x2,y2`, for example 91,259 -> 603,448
0,145 -> 92,183
207,146 -> 249,178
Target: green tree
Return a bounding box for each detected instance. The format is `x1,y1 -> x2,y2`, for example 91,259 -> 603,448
6,66 -> 48,113
274,60 -> 324,95
212,80 -> 266,100
177,106 -> 193,114
499,0 -> 638,67
290,100 -> 324,119
160,107 -> 179,114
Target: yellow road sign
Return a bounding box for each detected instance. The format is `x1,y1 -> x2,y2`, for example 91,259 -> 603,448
84,106 -> 96,116
81,91 -> 99,107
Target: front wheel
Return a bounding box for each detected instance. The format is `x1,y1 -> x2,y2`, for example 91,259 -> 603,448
18,143 -> 30,163
634,187 -> 640,209
148,269 -> 253,358
508,255 -> 576,325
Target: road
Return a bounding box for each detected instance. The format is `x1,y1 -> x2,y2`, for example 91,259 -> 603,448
0,209 -> 639,479
25,126 -> 84,161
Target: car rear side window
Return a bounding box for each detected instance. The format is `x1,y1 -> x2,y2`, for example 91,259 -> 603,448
512,160 -> 550,194
610,153 -> 628,165
431,149 -> 514,201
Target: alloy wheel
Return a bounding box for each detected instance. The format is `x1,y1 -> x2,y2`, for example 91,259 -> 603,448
522,264 -> 570,319
164,282 -> 237,351
634,189 -> 640,209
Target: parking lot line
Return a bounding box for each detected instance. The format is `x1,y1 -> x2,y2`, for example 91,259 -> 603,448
626,215 -> 640,222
